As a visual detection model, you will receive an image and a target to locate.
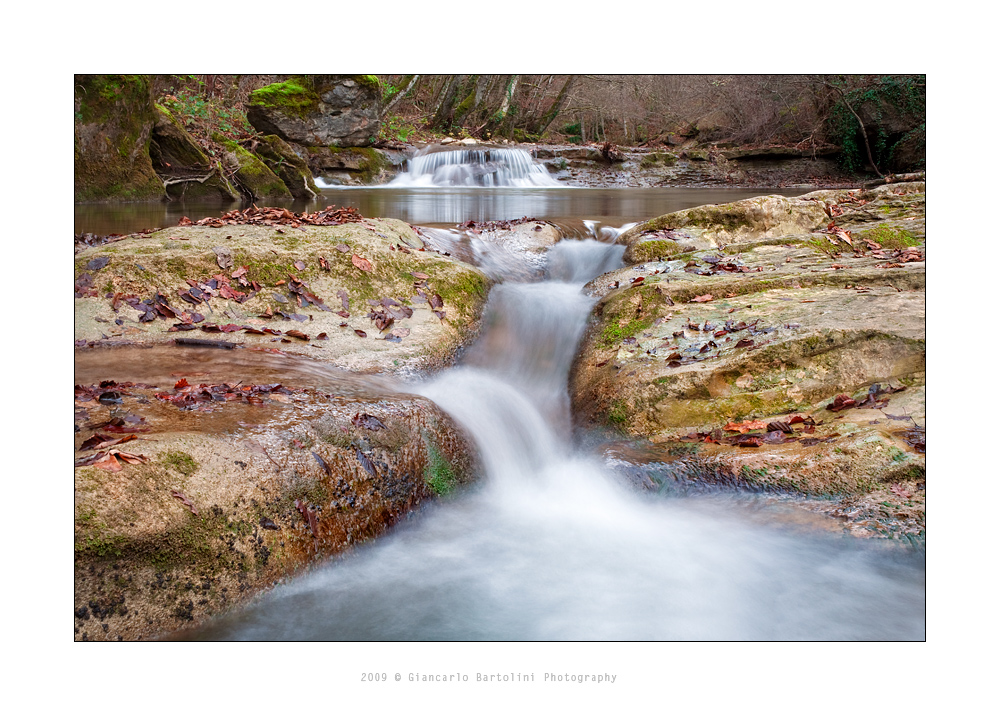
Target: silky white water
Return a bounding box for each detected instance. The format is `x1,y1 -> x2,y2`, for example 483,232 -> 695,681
190,235 -> 924,641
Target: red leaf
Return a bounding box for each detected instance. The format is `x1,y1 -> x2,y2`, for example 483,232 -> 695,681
723,419 -> 768,433
352,254 -> 373,272
174,378 -> 190,389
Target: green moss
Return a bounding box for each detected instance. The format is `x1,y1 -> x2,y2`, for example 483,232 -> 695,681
639,152 -> 678,168
74,74 -> 165,202
353,75 -> 381,90
601,315 -> 653,347
630,239 -> 683,263
424,440 -> 458,496
161,450 -> 199,476
607,400 -> 629,426
248,77 -> 320,119
860,225 -> 920,249
219,139 -> 292,200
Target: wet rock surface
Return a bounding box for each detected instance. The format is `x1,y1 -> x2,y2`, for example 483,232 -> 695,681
73,215 -> 491,376
74,348 -> 477,641
570,181 -> 926,537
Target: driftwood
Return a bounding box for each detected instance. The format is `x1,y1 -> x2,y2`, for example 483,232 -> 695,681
173,338 -> 237,349
861,172 -> 925,189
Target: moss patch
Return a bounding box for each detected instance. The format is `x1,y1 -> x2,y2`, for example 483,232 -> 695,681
423,440 -> 459,496
248,77 -> 320,119
160,450 -> 199,476
859,225 -> 921,249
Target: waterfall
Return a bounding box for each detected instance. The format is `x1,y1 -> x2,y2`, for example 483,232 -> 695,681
389,146 -> 561,187
186,230 -> 925,641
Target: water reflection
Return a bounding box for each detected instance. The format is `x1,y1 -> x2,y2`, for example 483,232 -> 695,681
75,186 -> 807,236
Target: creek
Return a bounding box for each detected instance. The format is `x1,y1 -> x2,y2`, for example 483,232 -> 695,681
177,230 -> 923,640
78,151 -> 925,640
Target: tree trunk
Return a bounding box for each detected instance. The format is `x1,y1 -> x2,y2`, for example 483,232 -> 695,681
431,75 -> 466,130
531,75 -> 575,136
383,74 -> 419,116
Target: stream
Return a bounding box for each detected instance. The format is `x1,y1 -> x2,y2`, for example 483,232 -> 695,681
179,228 -> 923,641
78,155 -> 925,640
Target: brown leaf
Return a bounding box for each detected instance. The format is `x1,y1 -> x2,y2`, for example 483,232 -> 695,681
171,489 -> 198,515
93,452 -> 122,472
312,451 -> 331,476
285,330 -> 309,341
294,260 -> 306,271
826,394 -> 857,411
354,329 -> 367,338
723,419 -> 768,433
690,294 -> 713,303
319,256 -> 330,271
334,244 -> 350,253
295,499 -> 319,537
356,448 -> 377,476
352,412 -> 388,431
352,254 -> 373,272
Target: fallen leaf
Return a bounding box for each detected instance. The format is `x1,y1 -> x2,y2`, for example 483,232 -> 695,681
171,490 -> 198,515
352,413 -> 388,431
723,419 -> 768,433
294,260 -> 306,271
352,254 -> 373,272
691,294 -> 713,303
312,451 -> 331,476
354,329 -> 367,338
356,448 -> 377,476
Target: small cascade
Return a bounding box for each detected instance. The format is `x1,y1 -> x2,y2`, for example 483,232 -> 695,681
390,146 -> 561,187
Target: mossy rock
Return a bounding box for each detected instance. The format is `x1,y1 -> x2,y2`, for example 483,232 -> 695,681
617,195 -> 829,262
74,380 -> 478,641
217,138 -> 292,202
247,75 -> 382,148
74,74 -> 165,202
254,135 -> 320,200
73,219 -> 492,374
150,105 -> 239,202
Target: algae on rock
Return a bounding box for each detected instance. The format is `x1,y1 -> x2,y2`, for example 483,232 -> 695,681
74,74 -> 166,202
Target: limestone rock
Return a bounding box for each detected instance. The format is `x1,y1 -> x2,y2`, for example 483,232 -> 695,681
247,75 -> 382,148
570,183 -> 926,508
73,218 -> 491,375
73,350 -> 478,641
617,195 -> 830,262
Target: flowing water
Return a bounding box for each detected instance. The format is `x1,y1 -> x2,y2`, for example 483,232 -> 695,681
78,151 -> 924,640
184,231 -> 924,641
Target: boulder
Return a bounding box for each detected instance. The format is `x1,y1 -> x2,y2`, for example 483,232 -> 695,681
247,75 -> 382,148
570,183 -> 926,532
149,104 -> 239,202
216,138 -> 292,202
74,74 -> 165,202
73,217 -> 491,375
305,146 -> 400,185
74,346 -> 478,640
254,135 -> 320,200
889,124 -> 925,173
616,195 -> 830,261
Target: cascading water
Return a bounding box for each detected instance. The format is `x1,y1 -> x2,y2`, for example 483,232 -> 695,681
389,146 -> 561,187
187,232 -> 924,641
